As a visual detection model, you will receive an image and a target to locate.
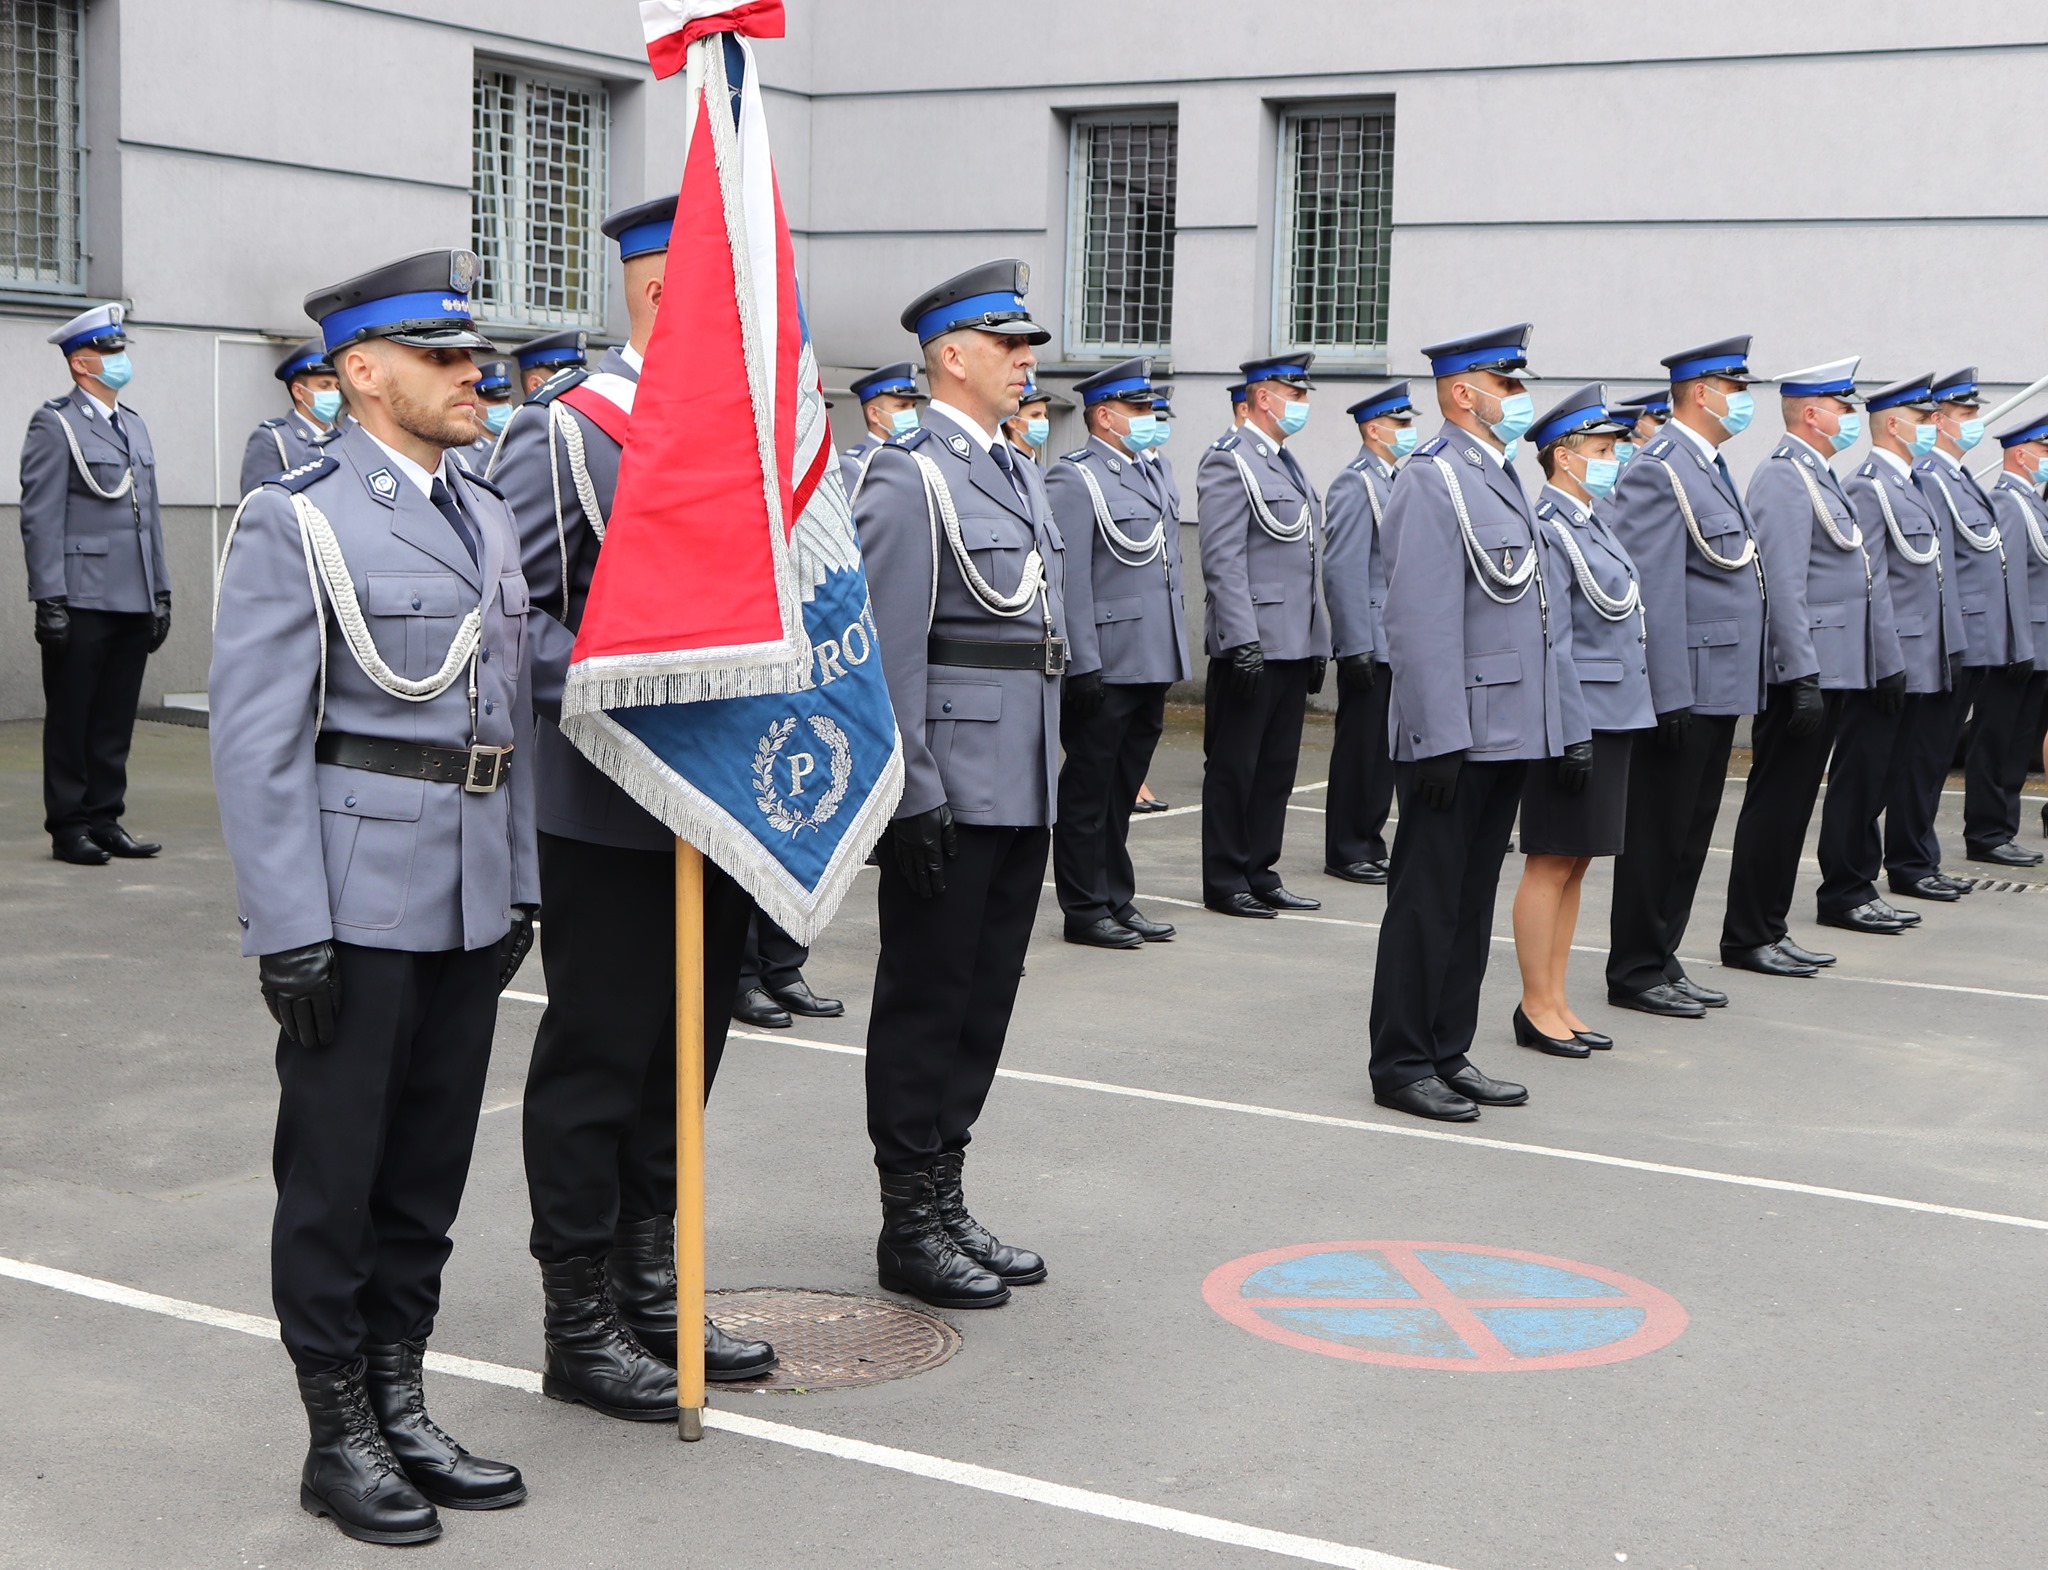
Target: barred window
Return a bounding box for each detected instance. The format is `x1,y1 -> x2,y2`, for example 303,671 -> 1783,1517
0,1 -> 85,292
1067,116 -> 1178,356
1276,106 -> 1395,359
472,66 -> 608,326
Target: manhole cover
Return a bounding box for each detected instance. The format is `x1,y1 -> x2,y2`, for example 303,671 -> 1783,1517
707,1288 -> 959,1391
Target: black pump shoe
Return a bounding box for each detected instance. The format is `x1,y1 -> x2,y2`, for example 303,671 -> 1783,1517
363,1341 -> 525,1510
931,1151 -> 1046,1284
1512,1005 -> 1591,1057
540,1258 -> 678,1421
296,1357 -> 442,1545
876,1169 -> 1010,1308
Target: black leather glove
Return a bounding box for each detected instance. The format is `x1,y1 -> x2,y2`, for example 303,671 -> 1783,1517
259,941 -> 339,1048
1655,707 -> 1692,753
147,591 -> 172,654
889,803 -> 957,900
1220,641 -> 1264,698
1873,670 -> 1907,718
498,904 -> 538,989
1556,739 -> 1594,796
1065,669 -> 1105,723
1306,656 -> 1328,696
33,598 -> 69,651
1336,652 -> 1379,694
1415,750 -> 1463,811
1947,651 -> 1964,687
2008,657 -> 2036,681
1784,675 -> 1826,739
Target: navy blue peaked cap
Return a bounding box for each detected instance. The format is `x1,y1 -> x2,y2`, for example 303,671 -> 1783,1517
1867,375 -> 1938,413
902,259 -> 1050,345
1530,383 -> 1627,450
1074,357 -> 1155,406
1347,382 -> 1414,423
307,250 -> 493,354
851,362 -> 924,403
1421,324 -> 1531,378
1663,336 -> 1753,384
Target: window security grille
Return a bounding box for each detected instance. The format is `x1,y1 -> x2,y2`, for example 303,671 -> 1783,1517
472,67 -> 607,326
1069,117 -> 1178,355
0,1 -> 84,291
1277,108 -> 1395,357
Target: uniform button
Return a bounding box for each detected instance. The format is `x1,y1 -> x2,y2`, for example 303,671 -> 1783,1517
480,648 -> 490,662
484,699 -> 495,715
411,594 -> 422,610
942,700 -> 954,713
345,794 -> 357,808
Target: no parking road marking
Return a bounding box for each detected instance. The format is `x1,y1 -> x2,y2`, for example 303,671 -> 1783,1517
1206,1242 -> 1687,1371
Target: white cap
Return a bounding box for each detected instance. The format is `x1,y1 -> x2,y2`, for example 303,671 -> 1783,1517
1775,357 -> 1862,401
47,302 -> 125,352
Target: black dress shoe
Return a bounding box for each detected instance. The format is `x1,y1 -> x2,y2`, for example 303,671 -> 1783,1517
1065,916 -> 1145,949
1870,897 -> 1920,927
1933,873 -> 1975,894
540,1258 -> 678,1421
1571,1028 -> 1614,1050
1817,901 -> 1906,935
1325,860 -> 1388,885
932,1151 -> 1046,1284
1131,795 -> 1171,813
1512,1005 -> 1591,1058
705,1317 -> 778,1381
1607,983 -> 1706,1018
1445,1064 -> 1529,1106
733,987 -> 793,1028
1670,975 -> 1728,1008
363,1341 -> 525,1510
1889,874 -> 1961,902
1970,840 -> 2045,868
296,1358 -> 442,1544
51,832 -> 109,866
1254,886 -> 1322,911
1719,943 -> 1818,978
1206,892 -> 1275,919
876,1169 -> 1010,1308
1373,1076 -> 1480,1122
88,824 -> 160,858
1776,937 -> 1835,968
766,979 -> 844,1017
1116,907 -> 1176,941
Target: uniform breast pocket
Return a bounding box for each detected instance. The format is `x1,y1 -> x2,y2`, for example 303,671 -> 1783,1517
1688,619 -> 1741,707
317,768 -> 424,932
926,681 -> 1002,814
363,574 -> 469,674
965,513 -> 1035,596
1465,649 -> 1524,752
62,535 -> 110,599
1695,509 -> 1746,556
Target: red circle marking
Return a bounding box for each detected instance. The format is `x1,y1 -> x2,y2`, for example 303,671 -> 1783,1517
1203,1240 -> 1688,1371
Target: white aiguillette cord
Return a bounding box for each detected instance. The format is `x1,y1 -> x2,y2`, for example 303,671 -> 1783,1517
1070,456 -> 1165,567
1232,449 -> 1310,542
56,406 -> 134,500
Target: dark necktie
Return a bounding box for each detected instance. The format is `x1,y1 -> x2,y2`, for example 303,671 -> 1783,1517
991,440 -> 1030,512
108,409 -> 126,446
1713,451 -> 1736,496
429,477 -> 481,567
1279,445 -> 1307,491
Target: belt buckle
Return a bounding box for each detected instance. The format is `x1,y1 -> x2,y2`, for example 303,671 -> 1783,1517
1044,636 -> 1069,677
463,744 -> 511,793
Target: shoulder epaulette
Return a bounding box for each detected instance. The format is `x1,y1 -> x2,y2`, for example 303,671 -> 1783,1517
1645,437 -> 1675,459
528,367 -> 590,406
886,427 -> 931,450
1061,447 -> 1093,463
842,444 -> 867,458
261,416 -> 288,431
1416,435 -> 1447,457
1535,499 -> 1557,520
1212,432 -> 1242,453
1344,452 -> 1372,472
265,455 -> 339,493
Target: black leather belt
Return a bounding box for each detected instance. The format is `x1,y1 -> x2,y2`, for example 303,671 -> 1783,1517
928,635 -> 1068,676
316,731 -> 512,793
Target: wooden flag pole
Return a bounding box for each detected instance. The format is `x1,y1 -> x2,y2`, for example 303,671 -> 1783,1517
674,839 -> 707,1442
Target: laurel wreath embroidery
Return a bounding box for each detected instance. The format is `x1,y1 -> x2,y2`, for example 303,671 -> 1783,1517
753,714 -> 854,834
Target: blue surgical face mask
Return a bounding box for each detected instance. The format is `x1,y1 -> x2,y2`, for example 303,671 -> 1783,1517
310,388 -> 343,424
483,401 -> 512,434
1023,417 -> 1050,449
1501,438 -> 1521,464
1122,412 -> 1160,450
1390,426 -> 1420,460
1484,389 -> 1536,446
887,407 -> 920,438
1906,420 -> 1938,458
1580,455 -> 1621,499
94,352 -> 133,391
2033,455 -> 2048,485
1714,387 -> 1755,437
1613,440 -> 1638,465
1955,417 -> 1986,452
1151,418 -> 1171,448
1277,399 -> 1311,436
1826,411 -> 1862,454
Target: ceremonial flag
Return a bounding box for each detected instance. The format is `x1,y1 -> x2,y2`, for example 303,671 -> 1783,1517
560,0 -> 902,943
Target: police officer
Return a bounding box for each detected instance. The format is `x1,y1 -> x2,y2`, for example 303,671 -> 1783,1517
240,338 -> 341,495
210,250 -> 533,1544
515,329 -> 589,397
458,357 -> 515,470
839,363 -> 926,494
1721,359 -> 1883,976
492,193 -> 774,1411
1978,416 -> 2048,852
1198,354 -> 1329,917
1222,382 -> 1249,436
1144,389 -> 1184,520
1921,368 -> 2042,869
1604,337 -> 1769,1017
1624,388 -> 1671,447
733,910 -> 843,1027
19,302 -> 170,866
1321,383 -> 1411,884
1046,356 -> 1190,948
1824,376 -> 1948,932
854,258 -> 1062,1309
1003,379 -> 1060,462
1370,323 -> 1585,1120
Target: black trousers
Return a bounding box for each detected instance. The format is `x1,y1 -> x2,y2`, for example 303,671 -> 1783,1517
1606,714 -> 1737,995
523,834 -> 751,1263
1325,663 -> 1396,868
1816,690 -> 1904,917
272,943 -> 500,1373
1721,685 -> 1846,951
738,909 -> 809,994
40,607 -> 151,837
867,823 -> 1048,1174
1963,667 -> 2048,853
1202,657 -> 1310,901
1884,673 -> 1977,882
1054,680 -> 1168,925
1368,758 -> 1525,1093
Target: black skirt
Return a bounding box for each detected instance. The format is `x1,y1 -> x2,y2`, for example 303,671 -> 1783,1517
1518,729 -> 1633,858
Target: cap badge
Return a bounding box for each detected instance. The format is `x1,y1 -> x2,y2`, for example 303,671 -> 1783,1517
449,251 -> 479,291
367,467 -> 399,499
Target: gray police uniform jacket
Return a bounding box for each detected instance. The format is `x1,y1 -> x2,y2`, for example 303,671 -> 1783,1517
1196,427 -> 1329,662
490,347 -> 672,853
1321,446 -> 1392,660
1145,449 -> 1184,522
1746,435 -> 1902,689
1379,425 -> 1589,763
840,433 -> 886,499
1917,453 -> 2032,667
1846,453 -> 1955,694
18,389 -> 168,614
208,424 -> 538,958
855,405 -> 1066,828
1535,485 -> 1654,734
1991,473 -> 2048,658
1043,435 -> 1190,686
1606,426 -> 1768,718
239,413 -> 330,498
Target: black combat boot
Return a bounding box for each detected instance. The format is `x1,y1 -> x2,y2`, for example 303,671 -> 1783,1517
363,1340 -> 526,1510
609,1214 -> 777,1381
540,1257 -> 678,1422
931,1150 -> 1047,1285
295,1357 -> 442,1545
876,1168 -> 1010,1309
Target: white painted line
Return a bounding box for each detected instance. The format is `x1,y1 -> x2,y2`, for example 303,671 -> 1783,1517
0,1256 -> 1450,1570
1132,778 -> 1329,824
